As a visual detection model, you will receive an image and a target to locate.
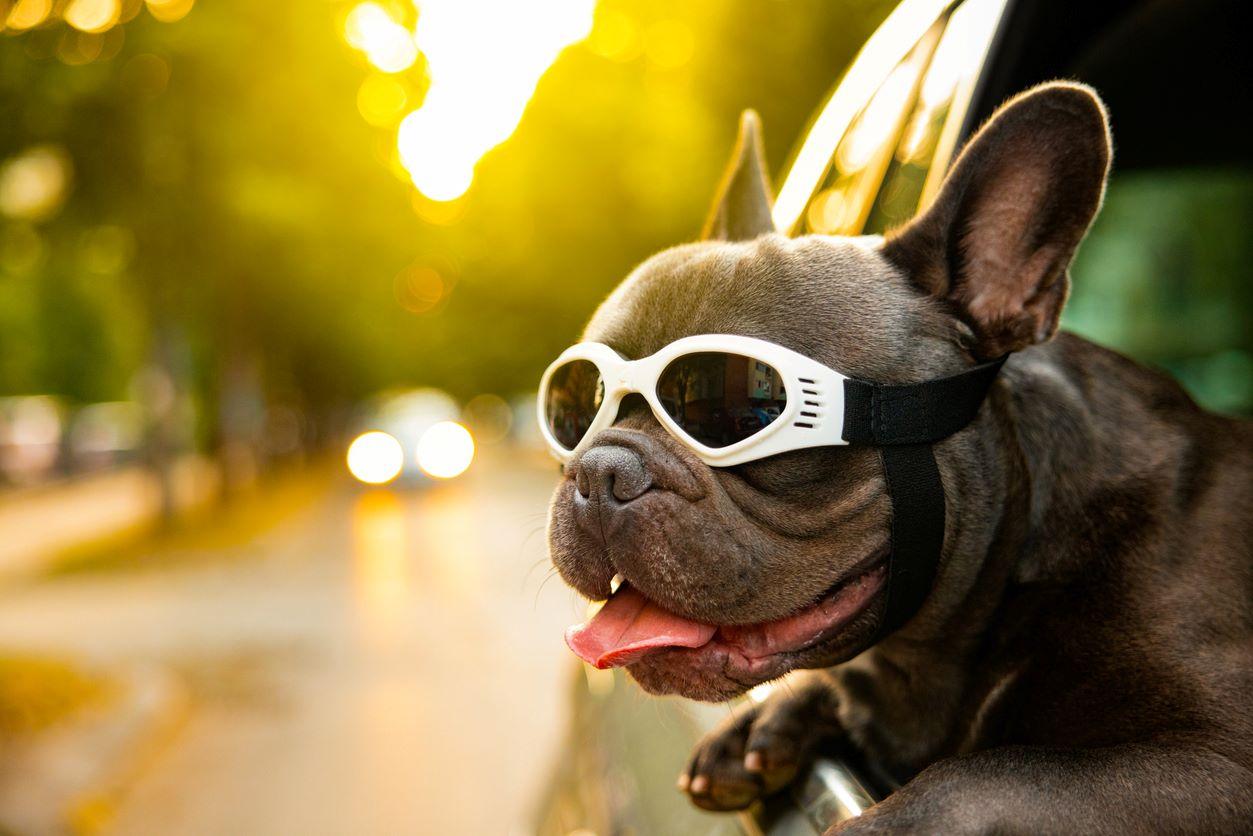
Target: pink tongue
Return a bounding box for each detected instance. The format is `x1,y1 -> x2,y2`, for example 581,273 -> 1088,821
565,585 -> 717,669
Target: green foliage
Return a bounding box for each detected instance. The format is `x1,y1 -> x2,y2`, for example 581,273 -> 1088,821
1,0 -> 891,444
1067,169 -> 1253,415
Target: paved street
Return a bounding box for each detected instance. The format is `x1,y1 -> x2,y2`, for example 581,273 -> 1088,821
0,452 -> 583,835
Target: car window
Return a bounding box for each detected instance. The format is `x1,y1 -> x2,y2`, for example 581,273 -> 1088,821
804,24 -> 942,236
776,0 -> 1009,236
864,0 -> 1006,233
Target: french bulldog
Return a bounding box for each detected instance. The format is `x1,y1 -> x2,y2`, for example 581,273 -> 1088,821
545,82 -> 1253,833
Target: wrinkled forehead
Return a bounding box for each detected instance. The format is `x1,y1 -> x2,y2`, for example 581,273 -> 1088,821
581,234 -> 954,381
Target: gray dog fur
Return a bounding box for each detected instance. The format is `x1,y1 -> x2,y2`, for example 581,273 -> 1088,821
546,83 -> 1253,833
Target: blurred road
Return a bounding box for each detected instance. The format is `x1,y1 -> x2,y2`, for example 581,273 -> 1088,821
0,452 -> 583,836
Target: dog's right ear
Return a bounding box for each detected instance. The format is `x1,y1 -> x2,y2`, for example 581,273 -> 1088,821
883,83 -> 1112,358
702,110 -> 776,242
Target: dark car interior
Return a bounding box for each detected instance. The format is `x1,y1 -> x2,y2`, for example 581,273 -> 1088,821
974,0 -> 1250,171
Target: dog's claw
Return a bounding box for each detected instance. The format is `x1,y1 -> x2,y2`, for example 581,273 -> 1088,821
744,749 -> 765,773
682,686 -> 836,813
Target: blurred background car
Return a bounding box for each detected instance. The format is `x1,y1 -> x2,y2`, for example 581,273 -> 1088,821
345,389 -> 476,486
0,0 -> 1246,834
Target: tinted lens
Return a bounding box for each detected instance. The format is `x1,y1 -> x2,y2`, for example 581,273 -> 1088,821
656,352 -> 787,448
545,360 -> 605,450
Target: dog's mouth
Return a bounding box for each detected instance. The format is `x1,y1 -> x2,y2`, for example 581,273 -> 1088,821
565,559 -> 887,672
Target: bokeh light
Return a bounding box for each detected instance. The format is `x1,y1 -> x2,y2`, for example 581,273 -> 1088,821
393,264 -> 446,313
346,430 -> 405,484
0,146 -> 72,222
343,2 -> 418,74
587,8 -> 641,62
357,74 -> 411,127
120,53 -> 172,98
415,420 -> 474,479
461,394 -> 512,445
64,0 -> 121,33
4,0 -> 52,30
145,0 -> 196,24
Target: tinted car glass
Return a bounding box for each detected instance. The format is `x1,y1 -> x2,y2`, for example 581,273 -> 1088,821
786,0 -> 1009,237
865,0 -> 1007,232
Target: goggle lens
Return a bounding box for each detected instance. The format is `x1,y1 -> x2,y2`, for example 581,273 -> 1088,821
545,359 -> 604,450
656,352 -> 787,449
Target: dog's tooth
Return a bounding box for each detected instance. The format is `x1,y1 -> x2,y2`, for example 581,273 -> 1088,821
610,573 -> 626,595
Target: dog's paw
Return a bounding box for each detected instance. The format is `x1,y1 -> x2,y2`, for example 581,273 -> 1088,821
680,693 -> 829,812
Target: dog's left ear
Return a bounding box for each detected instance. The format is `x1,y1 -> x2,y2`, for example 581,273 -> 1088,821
883,82 -> 1112,358
702,109 -> 776,242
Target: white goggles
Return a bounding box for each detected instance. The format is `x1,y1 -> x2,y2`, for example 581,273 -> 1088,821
540,334 -> 851,467
538,333 -> 1007,468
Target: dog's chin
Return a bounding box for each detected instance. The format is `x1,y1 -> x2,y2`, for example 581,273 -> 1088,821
597,560 -> 889,703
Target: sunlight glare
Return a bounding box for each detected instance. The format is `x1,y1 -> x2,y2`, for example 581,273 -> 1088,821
396,0 -> 595,201
344,2 -> 419,73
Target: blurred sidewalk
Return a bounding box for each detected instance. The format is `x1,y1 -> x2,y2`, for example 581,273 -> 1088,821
0,663 -> 189,836
0,457 -> 218,582
0,451 -> 579,835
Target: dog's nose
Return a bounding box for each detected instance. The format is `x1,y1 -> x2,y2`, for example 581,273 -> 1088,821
574,445 -> 652,504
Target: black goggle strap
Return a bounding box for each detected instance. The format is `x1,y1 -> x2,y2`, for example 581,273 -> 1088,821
841,357 -> 1006,637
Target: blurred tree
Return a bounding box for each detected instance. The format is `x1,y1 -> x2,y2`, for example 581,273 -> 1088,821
1,0 -> 894,469
1067,169 -> 1253,414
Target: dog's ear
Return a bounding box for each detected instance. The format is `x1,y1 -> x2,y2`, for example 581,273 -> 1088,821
702,110 -> 776,242
883,82 -> 1112,358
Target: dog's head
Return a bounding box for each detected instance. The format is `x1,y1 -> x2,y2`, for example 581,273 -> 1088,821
547,83 -> 1111,700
